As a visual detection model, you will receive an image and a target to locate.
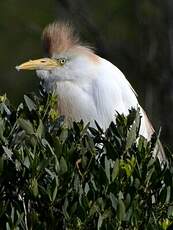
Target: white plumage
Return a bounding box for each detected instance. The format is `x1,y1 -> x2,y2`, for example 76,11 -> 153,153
17,22 -> 154,140
37,55 -> 153,140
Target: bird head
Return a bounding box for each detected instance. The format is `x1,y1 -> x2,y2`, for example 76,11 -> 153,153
16,22 -> 99,83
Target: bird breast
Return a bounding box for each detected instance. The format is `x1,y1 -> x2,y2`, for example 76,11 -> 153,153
55,81 -> 100,127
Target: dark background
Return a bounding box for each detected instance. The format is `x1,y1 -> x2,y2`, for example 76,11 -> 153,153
0,0 -> 172,148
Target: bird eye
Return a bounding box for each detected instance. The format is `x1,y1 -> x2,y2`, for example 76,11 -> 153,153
59,58 -> 66,65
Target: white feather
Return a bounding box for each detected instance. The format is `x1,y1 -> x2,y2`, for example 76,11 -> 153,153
37,55 -> 154,140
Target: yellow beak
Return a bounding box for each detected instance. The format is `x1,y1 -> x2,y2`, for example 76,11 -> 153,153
16,58 -> 59,71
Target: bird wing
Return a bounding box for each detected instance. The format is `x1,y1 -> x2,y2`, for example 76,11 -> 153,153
93,57 -> 154,139
93,57 -> 166,163
92,58 -> 138,124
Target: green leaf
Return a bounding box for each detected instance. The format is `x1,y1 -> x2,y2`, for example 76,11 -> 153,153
16,211 -> 24,227
84,183 -> 90,194
97,214 -> 103,230
6,222 -> 10,230
74,174 -> 80,192
17,118 -> 35,135
120,160 -> 132,177
52,186 -> 58,201
59,129 -> 68,142
0,118 -> 7,143
110,193 -> 117,211
23,156 -> 30,168
166,186 -> 171,203
134,178 -> 140,189
62,198 -> 69,220
31,178 -> 38,197
112,159 -> 119,181
3,146 -> 13,160
117,199 -> 125,221
60,156 -> 67,174
168,206 -> 173,217
24,95 -> 36,111
85,135 -> 95,155
105,157 -> 111,183
52,178 -> 58,202
11,206 -> 15,223
125,193 -> 131,207
36,119 -> 44,139
126,123 -> 137,151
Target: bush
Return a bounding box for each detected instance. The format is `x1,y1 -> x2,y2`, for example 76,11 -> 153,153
0,86 -> 173,230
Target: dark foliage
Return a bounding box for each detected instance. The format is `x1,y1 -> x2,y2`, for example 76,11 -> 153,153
0,87 -> 173,230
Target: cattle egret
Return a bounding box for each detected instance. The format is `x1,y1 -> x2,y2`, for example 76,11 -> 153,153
16,22 -> 157,142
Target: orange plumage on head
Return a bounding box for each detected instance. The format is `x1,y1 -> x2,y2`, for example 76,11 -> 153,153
42,22 -> 80,56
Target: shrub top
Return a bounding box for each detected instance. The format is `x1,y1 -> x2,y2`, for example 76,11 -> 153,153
0,87 -> 173,230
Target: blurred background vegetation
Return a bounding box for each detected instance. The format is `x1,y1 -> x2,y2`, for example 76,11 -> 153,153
0,0 -> 172,148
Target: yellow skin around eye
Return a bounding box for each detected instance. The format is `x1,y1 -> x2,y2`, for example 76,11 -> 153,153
58,58 -> 66,66
60,59 -> 65,65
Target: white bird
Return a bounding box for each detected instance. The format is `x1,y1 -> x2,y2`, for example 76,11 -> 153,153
16,21 -> 154,140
